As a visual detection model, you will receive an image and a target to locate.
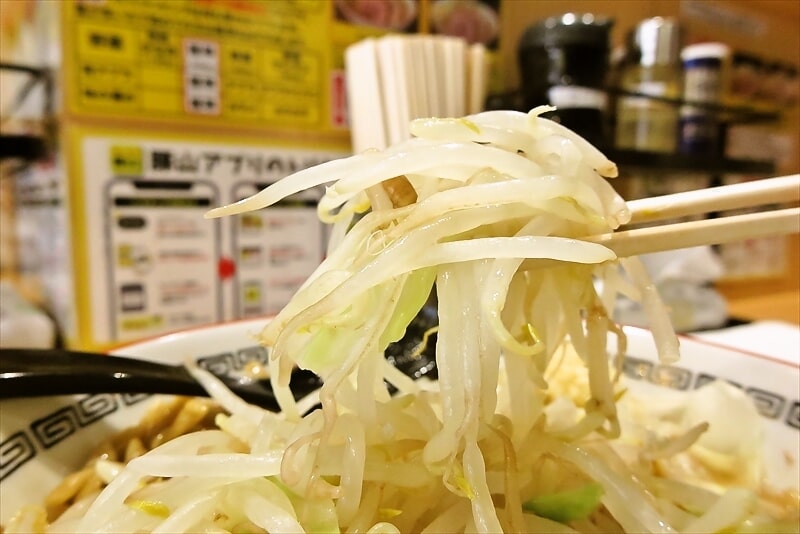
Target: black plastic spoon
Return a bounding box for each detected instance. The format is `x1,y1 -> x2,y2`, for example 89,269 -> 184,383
0,348 -> 320,411
0,304 -> 439,410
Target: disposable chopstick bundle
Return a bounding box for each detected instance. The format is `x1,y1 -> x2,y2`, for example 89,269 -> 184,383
345,34 -> 487,154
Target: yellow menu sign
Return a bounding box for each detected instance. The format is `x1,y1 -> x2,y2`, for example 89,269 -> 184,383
63,0 -> 332,131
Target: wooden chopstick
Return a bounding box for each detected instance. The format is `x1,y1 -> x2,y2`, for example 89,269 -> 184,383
591,207 -> 799,258
593,175 -> 800,257
626,174 -> 800,225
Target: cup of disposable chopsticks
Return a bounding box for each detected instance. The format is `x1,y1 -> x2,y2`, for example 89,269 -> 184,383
345,34 -> 489,153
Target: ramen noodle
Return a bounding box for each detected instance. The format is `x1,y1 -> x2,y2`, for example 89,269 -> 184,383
39,398 -> 224,522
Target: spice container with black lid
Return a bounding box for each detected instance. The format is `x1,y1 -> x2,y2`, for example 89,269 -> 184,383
518,13 -> 613,145
679,42 -> 730,155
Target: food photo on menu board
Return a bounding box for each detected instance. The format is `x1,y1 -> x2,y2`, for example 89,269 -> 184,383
334,0 -> 500,47
334,0 -> 420,31
429,0 -> 500,47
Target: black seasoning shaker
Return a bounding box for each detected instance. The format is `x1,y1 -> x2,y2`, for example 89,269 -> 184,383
518,13 -> 613,147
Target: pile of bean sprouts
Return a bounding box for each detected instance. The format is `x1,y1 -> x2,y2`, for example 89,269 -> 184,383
6,108 -> 798,533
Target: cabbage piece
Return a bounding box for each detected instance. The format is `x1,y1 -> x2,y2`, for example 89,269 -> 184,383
522,482 -> 604,523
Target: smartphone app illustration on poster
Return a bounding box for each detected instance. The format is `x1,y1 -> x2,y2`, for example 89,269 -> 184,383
231,181 -> 324,318
105,179 -> 222,341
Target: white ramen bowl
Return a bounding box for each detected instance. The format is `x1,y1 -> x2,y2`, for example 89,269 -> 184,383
1,320 -> 798,526
0,317 -> 271,525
